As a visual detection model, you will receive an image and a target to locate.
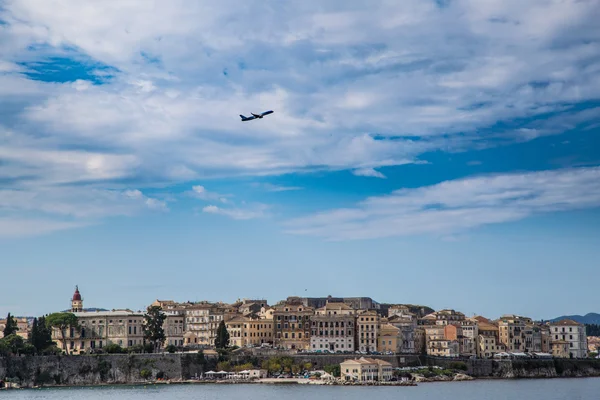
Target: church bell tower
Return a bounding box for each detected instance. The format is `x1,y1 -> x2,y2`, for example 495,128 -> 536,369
71,285 -> 83,312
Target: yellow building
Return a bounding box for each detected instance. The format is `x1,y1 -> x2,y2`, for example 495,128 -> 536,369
428,339 -> 460,357
151,299 -> 186,347
226,316 -> 247,348
478,321 -> 504,358
245,316 -> 274,346
184,302 -> 227,346
51,287 -> 145,354
378,323 -> 401,353
357,310 -> 380,353
552,340 -> 570,358
497,315 -> 533,352
273,299 -> 313,350
340,357 -> 393,382
0,317 -> 30,340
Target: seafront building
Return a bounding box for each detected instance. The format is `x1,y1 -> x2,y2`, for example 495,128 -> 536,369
310,302 -> 356,352
340,357 -> 393,381
51,287 -> 145,354
549,319 -> 588,358
38,287 -> 594,359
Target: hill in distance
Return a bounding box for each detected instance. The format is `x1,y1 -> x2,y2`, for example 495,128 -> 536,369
549,313 -> 600,325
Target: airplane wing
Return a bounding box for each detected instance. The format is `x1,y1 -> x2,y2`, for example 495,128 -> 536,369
260,110 -> 274,116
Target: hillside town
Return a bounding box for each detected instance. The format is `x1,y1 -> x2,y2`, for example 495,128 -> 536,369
1,286 -> 596,363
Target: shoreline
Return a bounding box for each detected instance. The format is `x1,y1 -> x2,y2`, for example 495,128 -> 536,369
4,375 -> 600,390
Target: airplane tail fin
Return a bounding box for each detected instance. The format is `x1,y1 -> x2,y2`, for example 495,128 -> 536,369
240,114 -> 248,120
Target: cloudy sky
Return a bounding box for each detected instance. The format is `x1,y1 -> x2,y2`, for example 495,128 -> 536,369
1,0 -> 599,319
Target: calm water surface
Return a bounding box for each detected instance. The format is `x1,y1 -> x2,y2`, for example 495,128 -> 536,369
3,379 -> 600,400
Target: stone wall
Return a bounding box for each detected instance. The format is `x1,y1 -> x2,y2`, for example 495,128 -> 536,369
3,353 -> 600,387
424,356 -> 600,378
0,353 -> 205,387
233,354 -> 423,369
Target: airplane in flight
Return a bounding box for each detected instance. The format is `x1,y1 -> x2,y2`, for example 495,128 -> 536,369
240,110 -> 274,121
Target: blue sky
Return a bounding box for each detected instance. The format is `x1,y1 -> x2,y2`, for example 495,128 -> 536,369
1,0 -> 600,320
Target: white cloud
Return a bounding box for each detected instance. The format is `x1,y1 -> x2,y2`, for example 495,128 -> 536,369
285,167 -> 600,240
0,0 -> 599,235
202,204 -> 268,220
352,168 -> 386,179
252,183 -> 303,192
190,186 -> 230,203
0,187 -> 168,236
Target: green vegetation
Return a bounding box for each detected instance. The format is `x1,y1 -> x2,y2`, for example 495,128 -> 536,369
259,356 -> 312,375
3,313 -> 19,337
143,306 -> 166,352
448,361 -> 468,371
324,364 -> 341,377
166,344 -> 178,353
140,369 -> 152,380
0,334 -> 24,355
46,312 -> 79,353
104,343 -> 126,354
127,343 -> 155,354
29,317 -> 54,353
216,361 -> 231,371
214,320 -> 230,349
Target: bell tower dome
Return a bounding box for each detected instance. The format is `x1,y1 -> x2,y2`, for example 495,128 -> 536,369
71,285 -> 83,312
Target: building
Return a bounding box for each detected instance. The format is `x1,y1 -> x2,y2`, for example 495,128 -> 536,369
357,310 -> 380,353
497,315 -> 533,352
151,300 -> 187,347
310,302 -> 355,352
427,339 -> 460,357
184,303 -> 229,347
478,320 -> 503,358
424,324 -> 464,357
549,319 -> 588,358
552,340 -> 571,358
387,312 -> 417,353
273,299 -> 313,350
52,286 -> 145,354
184,303 -> 213,346
226,315 -> 274,347
164,314 -> 185,347
426,309 -> 466,326
458,319 -> 478,357
294,296 -> 380,311
340,357 -> 393,382
378,323 -> 401,353
0,317 -> 30,340
244,315 -> 274,346
238,299 -> 269,316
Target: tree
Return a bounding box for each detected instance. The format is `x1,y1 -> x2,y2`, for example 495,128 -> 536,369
105,343 -> 125,354
324,364 -> 341,377
3,313 -> 19,337
46,312 -> 79,353
143,305 -> 166,352
166,344 -> 177,353
29,317 -> 54,353
214,320 -> 230,349
0,334 -> 24,355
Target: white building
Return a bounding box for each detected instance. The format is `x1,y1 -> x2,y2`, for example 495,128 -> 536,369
549,319 -> 588,358
310,302 -> 355,352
